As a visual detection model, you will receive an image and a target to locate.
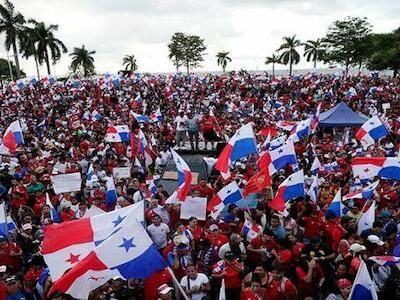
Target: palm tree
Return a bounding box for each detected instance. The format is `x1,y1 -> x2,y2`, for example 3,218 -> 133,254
303,39 -> 326,69
0,0 -> 25,79
70,45 -> 95,76
19,25 -> 41,80
122,54 -> 138,73
277,35 -> 301,76
216,51 -> 231,73
265,54 -> 280,77
28,19 -> 67,75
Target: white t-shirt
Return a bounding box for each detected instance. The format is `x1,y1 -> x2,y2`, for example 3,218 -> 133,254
147,223 -> 170,249
180,273 -> 209,300
218,242 -> 246,259
174,115 -> 188,131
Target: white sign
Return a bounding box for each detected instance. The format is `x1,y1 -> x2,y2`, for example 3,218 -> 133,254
382,103 -> 390,111
51,172 -> 82,194
180,197 -> 207,221
113,167 -> 131,179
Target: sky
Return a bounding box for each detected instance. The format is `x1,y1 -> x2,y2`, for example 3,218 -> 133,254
1,0 -> 399,77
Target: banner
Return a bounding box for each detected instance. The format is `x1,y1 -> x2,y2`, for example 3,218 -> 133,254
180,197 -> 207,220
51,172 -> 82,194
112,167 -> 131,179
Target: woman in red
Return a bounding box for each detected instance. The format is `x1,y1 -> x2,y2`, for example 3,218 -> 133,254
200,110 -> 218,151
240,276 -> 265,300
186,217 -> 204,241
212,251 -> 243,300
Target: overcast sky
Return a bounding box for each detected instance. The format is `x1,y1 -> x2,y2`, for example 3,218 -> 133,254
1,0 -> 399,77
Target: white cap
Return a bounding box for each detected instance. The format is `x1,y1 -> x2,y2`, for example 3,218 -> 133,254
158,284 -> 174,295
349,243 -> 366,253
367,235 -> 384,246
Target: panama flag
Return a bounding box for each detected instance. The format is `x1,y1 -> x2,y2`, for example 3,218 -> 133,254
308,175 -> 318,203
289,119 -> 311,143
357,201 -> 376,235
311,157 -> 323,175
352,157 -> 400,181
91,110 -> 102,122
165,149 -> 192,203
207,182 -> 242,219
369,256 -> 400,267
105,177 -> 118,207
311,103 -> 321,133
214,123 -> 258,174
349,260 -> 378,300
0,120 -> 24,154
269,135 -> 286,150
343,181 -> 379,201
0,203 -> 17,238
46,193 -> 61,223
42,201 -> 144,281
150,108 -> 163,123
242,219 -> 262,241
87,164 -> 95,182
268,170 -> 305,212
276,120 -> 297,132
266,141 -> 298,175
355,115 -> 389,150
131,111 -> 149,123
48,218 -> 166,299
325,189 -> 348,218
104,125 -> 130,143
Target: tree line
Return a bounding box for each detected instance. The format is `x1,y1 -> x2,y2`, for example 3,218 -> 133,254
0,0 -> 398,80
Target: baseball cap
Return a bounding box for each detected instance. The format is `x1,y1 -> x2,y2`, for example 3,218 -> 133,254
0,265 -> 6,273
367,235 -> 384,246
379,210 -> 392,218
349,243 -> 366,253
337,278 -> 352,289
158,284 -> 173,295
209,224 -> 219,231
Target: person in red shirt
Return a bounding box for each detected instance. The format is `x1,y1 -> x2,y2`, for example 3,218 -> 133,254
200,111 -> 218,151
287,233 -> 304,263
247,229 -> 277,268
191,179 -> 214,200
295,257 -> 325,299
186,217 -> 204,241
265,264 -> 297,300
240,276 -> 265,300
60,203 -> 75,222
205,224 -> 228,250
300,208 -> 323,239
323,214 -> 345,252
0,235 -> 22,271
143,268 -> 172,300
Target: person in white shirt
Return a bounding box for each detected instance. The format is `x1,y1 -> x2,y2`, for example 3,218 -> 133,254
174,110 -> 188,149
180,264 -> 210,300
146,215 -> 170,250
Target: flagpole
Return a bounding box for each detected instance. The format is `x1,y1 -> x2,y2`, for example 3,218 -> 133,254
167,266 -> 189,300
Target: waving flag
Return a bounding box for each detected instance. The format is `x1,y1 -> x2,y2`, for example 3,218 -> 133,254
357,201 -> 376,235
352,157 -> 400,181
105,125 -> 130,142
276,120 -> 296,132
242,219 -> 262,241
311,157 -> 323,175
42,201 -> 144,281
105,177 -> 118,207
0,203 -> 16,238
215,123 -> 258,174
48,218 -> 166,299
343,181 -> 379,201
349,260 -> 378,300
369,256 -> 400,267
308,175 -> 318,203
91,110 -> 102,122
268,141 -> 298,174
150,108 -> 163,123
289,119 -> 311,143
0,120 -> 24,154
243,168 -> 271,197
311,103 -> 321,133
213,260 -> 225,273
270,135 -> 286,150
355,116 -> 389,150
131,112 -> 149,123
268,170 -> 305,212
87,164 -> 95,182
207,182 -> 242,219
166,149 -> 192,203
326,189 -> 348,218
46,194 -> 61,223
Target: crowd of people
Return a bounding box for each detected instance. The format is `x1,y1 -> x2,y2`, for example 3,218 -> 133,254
0,70 -> 399,300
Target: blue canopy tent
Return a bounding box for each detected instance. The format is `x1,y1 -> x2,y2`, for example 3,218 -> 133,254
318,102 -> 368,128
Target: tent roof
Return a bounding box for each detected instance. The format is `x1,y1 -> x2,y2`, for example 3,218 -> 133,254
318,102 -> 368,128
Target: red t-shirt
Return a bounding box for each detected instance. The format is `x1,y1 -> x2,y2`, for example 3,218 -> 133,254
192,185 -> 214,199
206,233 -> 228,250
143,268 -> 172,300
224,263 -> 242,289
186,226 -> 204,241
240,288 -> 265,300
264,278 -> 297,300
0,242 -> 21,270
302,216 -> 323,238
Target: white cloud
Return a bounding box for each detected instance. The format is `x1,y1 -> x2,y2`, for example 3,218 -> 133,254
0,0 -> 398,76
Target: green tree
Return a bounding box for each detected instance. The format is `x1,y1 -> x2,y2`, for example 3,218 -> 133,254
70,45 -> 95,76
0,0 -> 25,79
28,19 -> 67,75
303,39 -> 327,69
277,35 -> 301,76
216,51 -> 231,73
368,28 -> 400,77
19,25 -> 41,80
0,57 -> 19,80
122,54 -> 138,73
168,32 -> 206,75
265,54 -> 280,77
168,32 -> 184,72
324,16 -> 372,72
